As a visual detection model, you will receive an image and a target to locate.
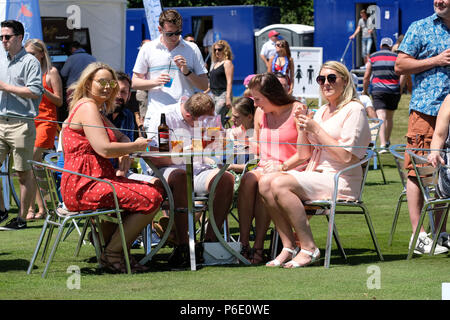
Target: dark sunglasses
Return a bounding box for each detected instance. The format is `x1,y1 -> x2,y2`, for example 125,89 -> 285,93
276,43 -> 284,48
163,30 -> 182,37
214,47 -> 224,52
0,34 -> 16,41
316,74 -> 339,85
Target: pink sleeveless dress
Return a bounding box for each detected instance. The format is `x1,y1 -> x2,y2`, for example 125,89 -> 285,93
61,102 -> 163,214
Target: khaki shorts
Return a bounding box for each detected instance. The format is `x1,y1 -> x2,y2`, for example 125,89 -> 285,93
404,110 -> 436,177
0,116 -> 36,171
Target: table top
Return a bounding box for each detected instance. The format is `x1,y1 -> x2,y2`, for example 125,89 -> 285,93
131,145 -> 250,158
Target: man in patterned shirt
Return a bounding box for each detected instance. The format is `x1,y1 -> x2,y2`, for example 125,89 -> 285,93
395,0 -> 450,254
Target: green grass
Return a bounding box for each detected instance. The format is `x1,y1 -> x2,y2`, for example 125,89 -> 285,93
1,94 -> 448,300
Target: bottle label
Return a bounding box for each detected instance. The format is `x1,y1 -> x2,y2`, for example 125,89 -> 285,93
159,132 -> 169,144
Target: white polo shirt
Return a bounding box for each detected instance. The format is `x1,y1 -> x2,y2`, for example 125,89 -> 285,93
133,36 -> 207,123
260,39 -> 276,60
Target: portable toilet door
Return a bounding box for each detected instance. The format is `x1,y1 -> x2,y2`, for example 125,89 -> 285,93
255,24 -> 314,74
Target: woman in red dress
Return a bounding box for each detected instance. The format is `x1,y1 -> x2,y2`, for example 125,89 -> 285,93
61,62 -> 164,273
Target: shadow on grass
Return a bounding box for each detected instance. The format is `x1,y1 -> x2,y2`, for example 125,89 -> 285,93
0,258 -> 30,272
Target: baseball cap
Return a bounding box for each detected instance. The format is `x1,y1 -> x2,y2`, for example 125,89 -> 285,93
268,30 -> 280,38
380,37 -> 393,48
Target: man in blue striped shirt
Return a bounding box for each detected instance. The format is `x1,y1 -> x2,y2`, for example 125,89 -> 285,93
363,37 -> 402,153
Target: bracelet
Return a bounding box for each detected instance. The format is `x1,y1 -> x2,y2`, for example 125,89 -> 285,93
281,163 -> 288,171
183,69 -> 192,76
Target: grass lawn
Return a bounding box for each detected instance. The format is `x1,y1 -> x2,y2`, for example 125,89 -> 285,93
1,94 -> 449,301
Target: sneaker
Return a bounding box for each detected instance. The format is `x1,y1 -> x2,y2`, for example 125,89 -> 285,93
409,232 -> 449,255
131,234 -> 143,249
150,229 -> 161,247
0,217 -> 27,231
438,232 -> 450,249
0,210 -> 8,224
378,147 -> 389,154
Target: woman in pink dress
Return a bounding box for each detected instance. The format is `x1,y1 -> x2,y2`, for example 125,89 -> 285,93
259,61 -> 370,268
61,62 -> 164,273
238,73 -> 307,264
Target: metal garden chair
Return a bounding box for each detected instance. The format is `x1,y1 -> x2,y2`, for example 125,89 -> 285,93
304,149 -> 384,268
27,160 -> 132,277
406,150 -> 450,260
368,118 -> 386,184
0,153 -> 20,211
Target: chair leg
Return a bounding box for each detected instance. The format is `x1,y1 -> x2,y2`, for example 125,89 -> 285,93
388,193 -> 406,246
326,215 -> 347,260
430,206 -> 450,256
115,213 -> 131,275
74,219 -> 89,257
27,217 -> 50,274
42,219 -> 69,278
362,205 -> 384,261
407,206 -> 428,260
324,207 -> 336,268
376,151 -> 387,184
41,221 -> 56,262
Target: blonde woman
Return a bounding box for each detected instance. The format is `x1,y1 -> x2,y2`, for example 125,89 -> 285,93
24,39 -> 63,220
61,62 -> 164,273
259,61 -> 371,268
207,39 -> 234,126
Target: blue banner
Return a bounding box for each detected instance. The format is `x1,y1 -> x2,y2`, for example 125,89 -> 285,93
143,0 -> 162,41
5,0 -> 42,42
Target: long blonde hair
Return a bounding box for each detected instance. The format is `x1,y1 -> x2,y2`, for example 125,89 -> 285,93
24,38 -> 52,73
320,61 -> 359,111
68,62 -> 119,114
211,39 -> 233,63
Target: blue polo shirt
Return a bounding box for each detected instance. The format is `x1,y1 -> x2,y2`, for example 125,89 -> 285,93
397,13 -> 450,116
0,48 -> 43,117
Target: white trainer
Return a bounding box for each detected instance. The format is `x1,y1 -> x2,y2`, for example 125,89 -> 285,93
410,232 -> 449,255
438,232 -> 450,249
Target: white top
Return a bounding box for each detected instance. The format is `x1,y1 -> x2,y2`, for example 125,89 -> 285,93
133,36 -> 207,120
260,39 -> 276,60
358,93 -> 373,109
203,29 -> 215,47
145,102 -> 211,175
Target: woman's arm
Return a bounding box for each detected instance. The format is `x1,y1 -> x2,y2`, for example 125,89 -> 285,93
428,95 -> 450,167
267,56 -> 274,73
76,101 -> 148,158
288,58 -> 295,95
45,67 -> 63,107
224,60 -> 234,108
250,108 -> 262,155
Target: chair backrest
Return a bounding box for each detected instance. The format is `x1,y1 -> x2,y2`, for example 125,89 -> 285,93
389,144 -> 407,189
367,118 -> 383,148
406,150 -> 440,201
30,161 -> 61,218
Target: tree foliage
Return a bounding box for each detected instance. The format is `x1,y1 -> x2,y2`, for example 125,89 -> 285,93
127,0 -> 314,25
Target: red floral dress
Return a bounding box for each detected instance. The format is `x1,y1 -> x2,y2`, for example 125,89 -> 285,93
61,102 -> 163,214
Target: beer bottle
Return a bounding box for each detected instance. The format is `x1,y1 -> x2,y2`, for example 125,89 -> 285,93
158,113 -> 170,152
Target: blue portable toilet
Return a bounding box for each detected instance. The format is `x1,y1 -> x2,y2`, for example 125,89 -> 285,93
314,0 -> 435,71
126,5 -> 280,97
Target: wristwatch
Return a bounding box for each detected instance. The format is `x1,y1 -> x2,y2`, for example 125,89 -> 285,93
183,69 -> 192,76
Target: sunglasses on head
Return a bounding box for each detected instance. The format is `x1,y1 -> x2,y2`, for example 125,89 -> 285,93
163,30 -> 182,37
95,79 -> 118,89
316,74 -> 339,85
0,34 -> 16,41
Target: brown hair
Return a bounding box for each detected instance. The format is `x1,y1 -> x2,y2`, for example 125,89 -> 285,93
275,39 -> 291,59
184,92 -> 215,118
248,73 -> 297,106
159,9 -> 182,29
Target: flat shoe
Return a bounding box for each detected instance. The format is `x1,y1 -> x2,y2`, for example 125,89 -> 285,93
266,247 -> 297,267
284,248 -> 320,268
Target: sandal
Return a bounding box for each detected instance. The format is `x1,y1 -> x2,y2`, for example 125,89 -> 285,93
250,248 -> 266,265
284,248 -> 320,269
100,250 -> 127,273
129,254 -> 150,273
33,212 -> 46,220
26,210 -> 35,221
240,244 -> 251,261
266,247 -> 298,267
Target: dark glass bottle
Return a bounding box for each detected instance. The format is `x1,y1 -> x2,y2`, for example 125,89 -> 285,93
158,113 -> 170,152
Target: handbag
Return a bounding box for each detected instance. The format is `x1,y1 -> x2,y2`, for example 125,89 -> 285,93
202,241 -> 241,266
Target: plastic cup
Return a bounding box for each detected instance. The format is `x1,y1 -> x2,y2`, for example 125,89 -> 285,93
164,77 -> 173,88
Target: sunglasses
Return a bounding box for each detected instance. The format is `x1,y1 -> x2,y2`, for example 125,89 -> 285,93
276,43 -> 284,48
163,30 -> 182,37
0,34 -> 16,41
316,74 -> 340,85
95,79 -> 118,89
214,47 -> 224,52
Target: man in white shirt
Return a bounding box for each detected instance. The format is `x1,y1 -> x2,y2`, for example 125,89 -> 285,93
132,9 -> 208,132
260,30 -> 280,70
146,92 -> 235,268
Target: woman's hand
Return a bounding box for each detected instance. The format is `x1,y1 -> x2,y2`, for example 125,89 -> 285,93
134,137 -> 151,151
428,151 -> 445,168
262,160 -> 283,174
295,111 -> 318,134
116,155 -> 131,177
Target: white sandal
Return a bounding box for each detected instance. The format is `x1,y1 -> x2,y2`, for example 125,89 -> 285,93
284,248 -> 320,268
266,247 -> 298,267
